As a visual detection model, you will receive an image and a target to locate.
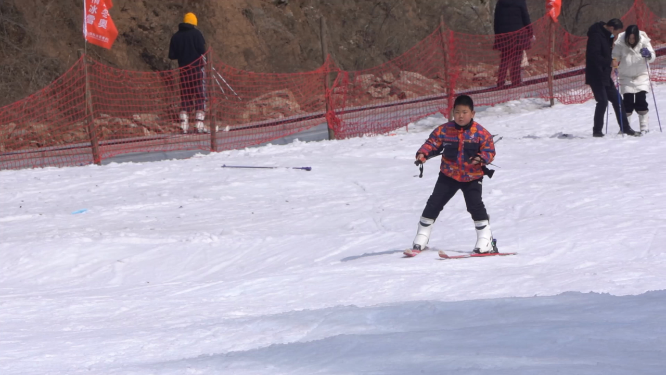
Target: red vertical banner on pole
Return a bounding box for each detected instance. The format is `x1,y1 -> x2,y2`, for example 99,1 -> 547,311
83,0 -> 118,49
546,0 -> 562,22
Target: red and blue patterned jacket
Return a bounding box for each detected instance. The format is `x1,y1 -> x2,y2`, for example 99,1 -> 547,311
417,120 -> 495,182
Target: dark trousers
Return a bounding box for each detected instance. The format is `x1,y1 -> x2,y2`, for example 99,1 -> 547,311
497,48 -> 523,86
623,91 -> 649,114
180,67 -> 205,113
590,83 -> 631,133
422,173 -> 489,222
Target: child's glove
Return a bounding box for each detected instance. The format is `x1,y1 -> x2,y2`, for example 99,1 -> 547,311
469,156 -> 483,165
641,48 -> 652,58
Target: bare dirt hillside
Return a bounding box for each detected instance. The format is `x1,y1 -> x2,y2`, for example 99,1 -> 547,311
0,0 -> 662,107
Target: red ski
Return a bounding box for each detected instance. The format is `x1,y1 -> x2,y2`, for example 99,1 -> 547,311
403,247 -> 428,257
438,250 -> 516,259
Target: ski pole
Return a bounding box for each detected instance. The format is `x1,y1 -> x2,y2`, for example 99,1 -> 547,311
645,58 -> 663,132
203,56 -> 229,100
213,73 -> 228,96
203,56 -> 242,100
615,69 -> 625,135
213,68 -> 242,100
222,164 -> 312,171
210,70 -> 229,99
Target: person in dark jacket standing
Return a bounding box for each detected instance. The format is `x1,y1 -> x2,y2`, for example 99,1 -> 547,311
585,19 -> 638,137
493,0 -> 533,87
169,12 -> 207,133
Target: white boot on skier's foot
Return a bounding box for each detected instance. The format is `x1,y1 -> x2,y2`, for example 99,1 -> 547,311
473,220 -> 497,254
404,217 -> 435,257
412,217 -> 435,251
179,111 -> 189,134
638,110 -> 649,134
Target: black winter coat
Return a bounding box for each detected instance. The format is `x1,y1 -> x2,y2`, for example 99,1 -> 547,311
169,23 -> 206,68
585,22 -> 614,87
493,0 -> 533,51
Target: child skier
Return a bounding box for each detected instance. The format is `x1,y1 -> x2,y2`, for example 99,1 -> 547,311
612,25 -> 656,134
405,95 -> 497,257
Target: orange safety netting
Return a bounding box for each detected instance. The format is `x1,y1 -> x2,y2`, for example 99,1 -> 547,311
1,0 -> 665,170
327,0 -> 666,139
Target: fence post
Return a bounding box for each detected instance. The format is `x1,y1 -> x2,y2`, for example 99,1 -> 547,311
446,29 -> 456,120
548,17 -> 556,107
320,16 -> 335,140
438,16 -> 454,121
208,52 -> 218,152
79,51 -> 101,165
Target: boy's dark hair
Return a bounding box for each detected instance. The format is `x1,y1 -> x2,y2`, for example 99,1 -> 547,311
606,18 -> 624,30
625,25 -> 641,48
454,95 -> 474,111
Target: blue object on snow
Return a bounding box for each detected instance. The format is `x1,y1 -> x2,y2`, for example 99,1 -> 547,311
71,209 -> 88,215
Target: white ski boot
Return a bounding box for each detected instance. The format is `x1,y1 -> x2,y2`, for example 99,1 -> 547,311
195,110 -> 207,133
473,220 -> 498,254
179,111 -> 189,134
404,217 -> 435,256
638,110 -> 649,134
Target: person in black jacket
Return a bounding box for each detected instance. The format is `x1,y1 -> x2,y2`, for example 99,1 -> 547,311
493,0 -> 533,87
585,19 -> 638,137
169,12 -> 207,133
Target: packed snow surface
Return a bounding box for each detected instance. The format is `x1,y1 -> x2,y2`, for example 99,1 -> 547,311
2,86 -> 666,374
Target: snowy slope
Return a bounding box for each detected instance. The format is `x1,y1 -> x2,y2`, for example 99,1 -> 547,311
1,87 -> 666,374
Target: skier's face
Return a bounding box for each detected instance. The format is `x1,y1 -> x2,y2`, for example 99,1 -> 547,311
628,34 -> 636,45
453,105 -> 475,126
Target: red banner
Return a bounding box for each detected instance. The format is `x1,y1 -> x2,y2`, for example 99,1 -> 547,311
546,0 -> 562,22
83,0 -> 118,49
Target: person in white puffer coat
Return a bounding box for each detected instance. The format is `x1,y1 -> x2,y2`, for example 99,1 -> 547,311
612,25 -> 656,133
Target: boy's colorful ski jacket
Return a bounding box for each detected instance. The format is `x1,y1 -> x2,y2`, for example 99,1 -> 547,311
417,120 -> 496,182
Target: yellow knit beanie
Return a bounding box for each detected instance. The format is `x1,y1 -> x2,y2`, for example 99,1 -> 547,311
184,13 -> 197,26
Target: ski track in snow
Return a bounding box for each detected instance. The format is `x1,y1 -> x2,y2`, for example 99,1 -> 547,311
2,86 -> 666,374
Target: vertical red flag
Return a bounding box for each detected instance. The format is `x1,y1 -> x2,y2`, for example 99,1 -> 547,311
83,0 -> 118,49
546,0 -> 562,22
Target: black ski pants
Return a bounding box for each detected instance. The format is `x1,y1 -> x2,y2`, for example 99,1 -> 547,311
422,173 -> 489,222
590,82 -> 631,133
497,47 -> 523,87
180,66 -> 205,113
623,91 -> 649,114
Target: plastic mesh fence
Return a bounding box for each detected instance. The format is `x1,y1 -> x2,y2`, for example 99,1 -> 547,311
326,26 -> 449,140
0,57 -> 88,169
88,52 -> 331,162
632,0 -> 666,82
1,0 -> 665,170
211,56 -> 332,152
